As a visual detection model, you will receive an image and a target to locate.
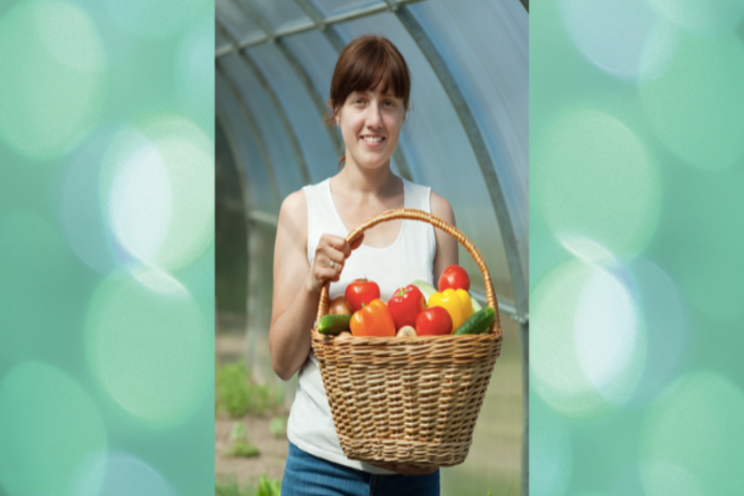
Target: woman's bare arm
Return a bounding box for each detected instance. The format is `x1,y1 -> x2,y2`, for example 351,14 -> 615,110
268,190 -> 359,381
431,191 -> 458,284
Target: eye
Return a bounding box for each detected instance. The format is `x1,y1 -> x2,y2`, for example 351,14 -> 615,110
383,100 -> 396,108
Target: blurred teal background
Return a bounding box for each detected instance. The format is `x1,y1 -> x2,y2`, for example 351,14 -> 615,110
0,1 -> 214,495
531,1 -> 744,495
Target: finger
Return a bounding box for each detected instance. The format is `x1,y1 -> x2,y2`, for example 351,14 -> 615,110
312,268 -> 338,289
320,236 -> 352,260
325,252 -> 345,269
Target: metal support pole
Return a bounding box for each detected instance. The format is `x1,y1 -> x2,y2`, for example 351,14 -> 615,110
215,61 -> 280,212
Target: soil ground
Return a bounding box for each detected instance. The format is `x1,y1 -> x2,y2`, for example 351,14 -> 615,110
215,323 -> 289,489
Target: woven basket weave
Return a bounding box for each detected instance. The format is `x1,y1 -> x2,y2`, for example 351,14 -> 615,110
310,208 -> 503,467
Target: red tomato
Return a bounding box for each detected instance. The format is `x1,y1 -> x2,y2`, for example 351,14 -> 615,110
387,285 -> 426,330
438,265 -> 470,292
415,306 -> 453,336
345,278 -> 381,312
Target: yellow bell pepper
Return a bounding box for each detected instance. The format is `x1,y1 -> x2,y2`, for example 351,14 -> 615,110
427,288 -> 472,332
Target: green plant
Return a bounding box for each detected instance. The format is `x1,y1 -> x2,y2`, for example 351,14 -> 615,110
269,416 -> 287,439
222,422 -> 259,458
215,477 -> 254,496
215,474 -> 282,496
256,474 -> 281,496
216,362 -> 280,417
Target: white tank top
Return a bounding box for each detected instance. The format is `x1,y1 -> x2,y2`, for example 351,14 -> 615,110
286,176 -> 436,474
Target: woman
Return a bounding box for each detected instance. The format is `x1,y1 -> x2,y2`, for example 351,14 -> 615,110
270,35 -> 457,495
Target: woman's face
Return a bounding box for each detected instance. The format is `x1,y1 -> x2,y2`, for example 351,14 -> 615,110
335,83 -> 406,171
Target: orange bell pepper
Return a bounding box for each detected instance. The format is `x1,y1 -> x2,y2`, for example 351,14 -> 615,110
349,299 -> 396,337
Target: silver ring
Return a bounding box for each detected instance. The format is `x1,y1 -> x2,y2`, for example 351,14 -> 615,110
330,260 -> 335,269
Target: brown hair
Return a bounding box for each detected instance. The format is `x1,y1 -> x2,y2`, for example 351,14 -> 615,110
326,36 -> 411,167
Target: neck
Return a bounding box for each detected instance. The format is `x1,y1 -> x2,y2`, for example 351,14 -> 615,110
337,155 -> 398,196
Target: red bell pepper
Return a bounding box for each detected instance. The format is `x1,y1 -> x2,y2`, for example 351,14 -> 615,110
387,284 -> 426,330
349,299 -> 396,337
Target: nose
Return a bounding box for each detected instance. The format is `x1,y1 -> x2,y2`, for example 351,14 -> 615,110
366,101 -> 383,128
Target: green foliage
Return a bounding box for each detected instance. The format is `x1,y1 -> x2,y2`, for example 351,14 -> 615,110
215,477 -> 254,496
215,475 -> 281,496
224,440 -> 259,458
216,362 -> 280,418
223,422 -> 259,458
256,474 -> 281,496
269,416 -> 287,439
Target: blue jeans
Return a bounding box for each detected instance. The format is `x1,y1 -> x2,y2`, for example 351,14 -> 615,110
281,441 -> 440,496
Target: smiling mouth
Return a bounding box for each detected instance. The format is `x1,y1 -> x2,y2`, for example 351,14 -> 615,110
362,136 -> 385,143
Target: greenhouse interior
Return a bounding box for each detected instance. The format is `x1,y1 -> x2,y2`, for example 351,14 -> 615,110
214,0 -> 528,494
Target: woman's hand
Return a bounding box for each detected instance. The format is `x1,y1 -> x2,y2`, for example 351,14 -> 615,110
308,233 -> 364,293
369,461 -> 438,476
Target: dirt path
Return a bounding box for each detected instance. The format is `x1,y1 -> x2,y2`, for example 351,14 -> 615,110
215,415 -> 289,488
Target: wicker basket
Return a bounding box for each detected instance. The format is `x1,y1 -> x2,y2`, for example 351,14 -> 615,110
310,208 -> 503,467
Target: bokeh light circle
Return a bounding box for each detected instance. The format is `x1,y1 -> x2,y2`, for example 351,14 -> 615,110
57,127 -> 122,274
559,0 -> 679,81
101,116 -> 214,272
105,127 -> 173,266
639,33 -> 744,171
0,362 -> 107,496
625,257 -> 691,407
67,450 -> 176,496
531,258 -> 646,417
647,0 -> 744,34
534,109 -> 661,258
0,0 -> 105,160
640,371 -> 744,495
85,271 -> 211,425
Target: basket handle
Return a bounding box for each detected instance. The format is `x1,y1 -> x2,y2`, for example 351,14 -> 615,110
315,208 -> 500,334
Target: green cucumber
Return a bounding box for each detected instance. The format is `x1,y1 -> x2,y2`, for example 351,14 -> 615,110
453,307 -> 495,336
318,314 -> 351,335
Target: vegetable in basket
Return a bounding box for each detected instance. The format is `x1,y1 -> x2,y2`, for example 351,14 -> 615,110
317,314 -> 351,335
396,325 -> 417,337
415,306 -> 453,336
328,295 -> 353,316
438,264 -> 470,292
387,284 -> 426,330
410,279 -> 437,303
349,299 -> 396,337
453,307 -> 496,336
428,288 -> 473,333
412,279 -> 482,314
345,278 -> 380,311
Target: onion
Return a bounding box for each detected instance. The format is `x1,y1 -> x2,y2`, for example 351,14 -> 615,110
396,326 -> 417,338
329,295 -> 353,316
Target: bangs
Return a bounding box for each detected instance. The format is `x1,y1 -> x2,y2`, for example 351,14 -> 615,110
344,43 -> 408,99
329,35 -> 411,114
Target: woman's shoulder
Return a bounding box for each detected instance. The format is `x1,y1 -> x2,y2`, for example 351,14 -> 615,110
280,188 -> 307,215
429,189 -> 455,225
277,189 -> 308,237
